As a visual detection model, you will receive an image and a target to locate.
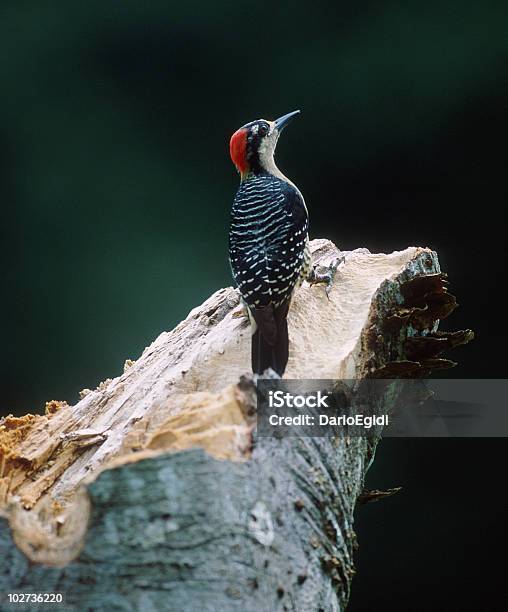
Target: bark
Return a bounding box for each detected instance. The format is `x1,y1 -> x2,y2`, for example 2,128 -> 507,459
0,239 -> 472,611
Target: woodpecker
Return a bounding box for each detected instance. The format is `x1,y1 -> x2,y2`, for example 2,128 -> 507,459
229,110 -> 330,377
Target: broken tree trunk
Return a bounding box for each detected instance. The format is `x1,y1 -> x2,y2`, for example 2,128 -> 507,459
0,239 -> 471,611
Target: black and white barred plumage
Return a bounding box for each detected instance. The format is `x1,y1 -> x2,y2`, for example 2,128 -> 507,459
229,111 -> 310,376
229,174 -> 309,308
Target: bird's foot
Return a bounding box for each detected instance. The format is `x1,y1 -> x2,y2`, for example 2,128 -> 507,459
307,255 -> 344,299
232,306 -> 249,319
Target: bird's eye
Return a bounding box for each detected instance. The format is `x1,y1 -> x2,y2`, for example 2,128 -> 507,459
259,124 -> 269,136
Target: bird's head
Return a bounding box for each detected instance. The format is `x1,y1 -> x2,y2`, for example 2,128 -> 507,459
229,110 -> 300,179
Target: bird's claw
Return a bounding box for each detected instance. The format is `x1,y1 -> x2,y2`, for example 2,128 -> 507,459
232,306 -> 249,319
307,256 -> 344,300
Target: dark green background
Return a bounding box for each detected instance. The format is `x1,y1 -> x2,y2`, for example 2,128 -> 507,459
2,2 -> 507,610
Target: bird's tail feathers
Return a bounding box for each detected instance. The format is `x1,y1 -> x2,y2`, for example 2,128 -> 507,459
250,301 -> 290,376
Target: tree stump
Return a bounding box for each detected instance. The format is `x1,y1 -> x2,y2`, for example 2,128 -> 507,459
0,239 -> 472,611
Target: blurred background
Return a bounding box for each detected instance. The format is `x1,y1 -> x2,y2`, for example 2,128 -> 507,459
1,1 -> 507,610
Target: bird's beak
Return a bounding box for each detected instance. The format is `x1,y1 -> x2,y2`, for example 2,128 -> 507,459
274,110 -> 300,133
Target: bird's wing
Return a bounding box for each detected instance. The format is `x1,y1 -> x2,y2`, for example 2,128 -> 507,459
229,179 -> 308,310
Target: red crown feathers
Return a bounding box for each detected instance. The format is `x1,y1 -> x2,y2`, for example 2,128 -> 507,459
229,128 -> 249,174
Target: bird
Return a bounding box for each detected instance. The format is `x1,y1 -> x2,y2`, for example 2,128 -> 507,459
228,110 -> 334,377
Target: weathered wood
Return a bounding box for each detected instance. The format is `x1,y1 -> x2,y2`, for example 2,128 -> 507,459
0,239 -> 471,611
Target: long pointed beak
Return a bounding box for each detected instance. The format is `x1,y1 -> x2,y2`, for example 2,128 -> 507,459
274,109 -> 300,132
